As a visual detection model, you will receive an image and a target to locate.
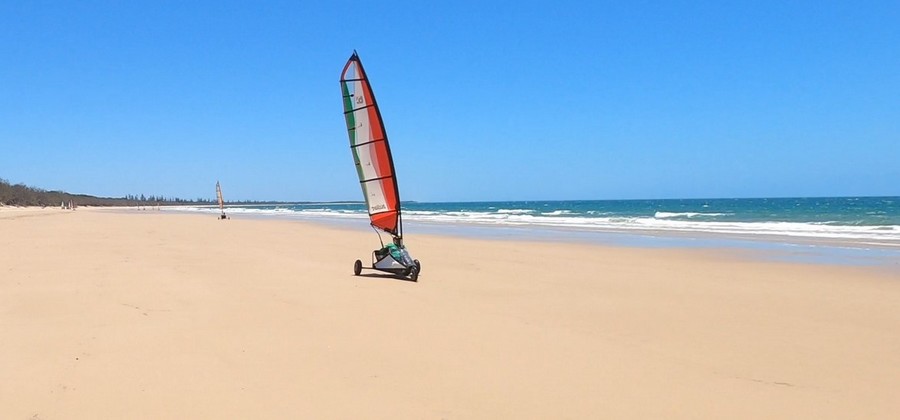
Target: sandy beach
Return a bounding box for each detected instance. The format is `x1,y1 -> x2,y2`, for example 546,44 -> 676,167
1,207 -> 898,419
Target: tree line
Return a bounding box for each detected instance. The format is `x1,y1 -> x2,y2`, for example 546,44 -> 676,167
0,178 -> 214,207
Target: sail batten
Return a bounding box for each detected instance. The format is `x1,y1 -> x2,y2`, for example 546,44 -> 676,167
359,174 -> 393,183
350,138 -> 386,148
339,52 -> 402,237
343,104 -> 376,114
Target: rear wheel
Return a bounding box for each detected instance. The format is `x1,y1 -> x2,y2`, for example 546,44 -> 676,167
409,266 -> 419,282
353,259 -> 362,276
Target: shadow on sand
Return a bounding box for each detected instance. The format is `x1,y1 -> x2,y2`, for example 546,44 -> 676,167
353,273 -> 418,283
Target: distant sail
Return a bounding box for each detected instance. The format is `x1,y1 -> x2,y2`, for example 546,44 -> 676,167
216,181 -> 224,214
340,52 -> 402,237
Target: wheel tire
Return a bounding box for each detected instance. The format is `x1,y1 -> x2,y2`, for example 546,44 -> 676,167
414,259 -> 421,273
353,259 -> 362,276
409,266 -> 419,282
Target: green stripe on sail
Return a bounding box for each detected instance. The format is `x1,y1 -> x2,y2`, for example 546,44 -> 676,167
341,81 -> 370,207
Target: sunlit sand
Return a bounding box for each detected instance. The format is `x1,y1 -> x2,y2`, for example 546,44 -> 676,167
1,208 -> 898,418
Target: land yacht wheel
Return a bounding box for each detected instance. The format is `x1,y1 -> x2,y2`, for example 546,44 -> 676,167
353,259 -> 362,276
409,266 -> 419,282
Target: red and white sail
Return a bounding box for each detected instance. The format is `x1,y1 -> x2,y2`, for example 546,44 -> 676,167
340,52 -> 402,237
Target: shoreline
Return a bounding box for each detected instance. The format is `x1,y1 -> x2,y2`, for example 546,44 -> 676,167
9,205 -> 900,270
151,206 -> 900,270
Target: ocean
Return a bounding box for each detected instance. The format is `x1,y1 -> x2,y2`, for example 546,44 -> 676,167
173,196 -> 900,248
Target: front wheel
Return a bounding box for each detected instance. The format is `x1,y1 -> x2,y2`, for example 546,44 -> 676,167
409,266 -> 419,282
414,259 -> 421,273
353,259 -> 362,276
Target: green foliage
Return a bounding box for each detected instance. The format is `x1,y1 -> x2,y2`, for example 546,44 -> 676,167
0,178 -> 215,207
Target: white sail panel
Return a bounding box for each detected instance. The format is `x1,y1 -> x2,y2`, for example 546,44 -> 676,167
340,52 -> 402,235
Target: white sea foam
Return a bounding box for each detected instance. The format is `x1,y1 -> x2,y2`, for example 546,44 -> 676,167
654,211 -> 728,219
412,213 -> 899,242
541,210 -> 573,216
405,210 -> 441,215
496,209 -> 534,214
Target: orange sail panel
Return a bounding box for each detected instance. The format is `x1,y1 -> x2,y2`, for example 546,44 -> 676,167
340,52 -> 402,237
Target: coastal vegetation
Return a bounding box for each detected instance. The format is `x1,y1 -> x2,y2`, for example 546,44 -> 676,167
0,178 -> 213,207
0,178 -> 324,207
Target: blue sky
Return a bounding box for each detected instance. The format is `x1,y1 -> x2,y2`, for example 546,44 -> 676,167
1,1 -> 897,202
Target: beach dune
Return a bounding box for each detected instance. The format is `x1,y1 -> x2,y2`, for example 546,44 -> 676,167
1,208 -> 898,419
